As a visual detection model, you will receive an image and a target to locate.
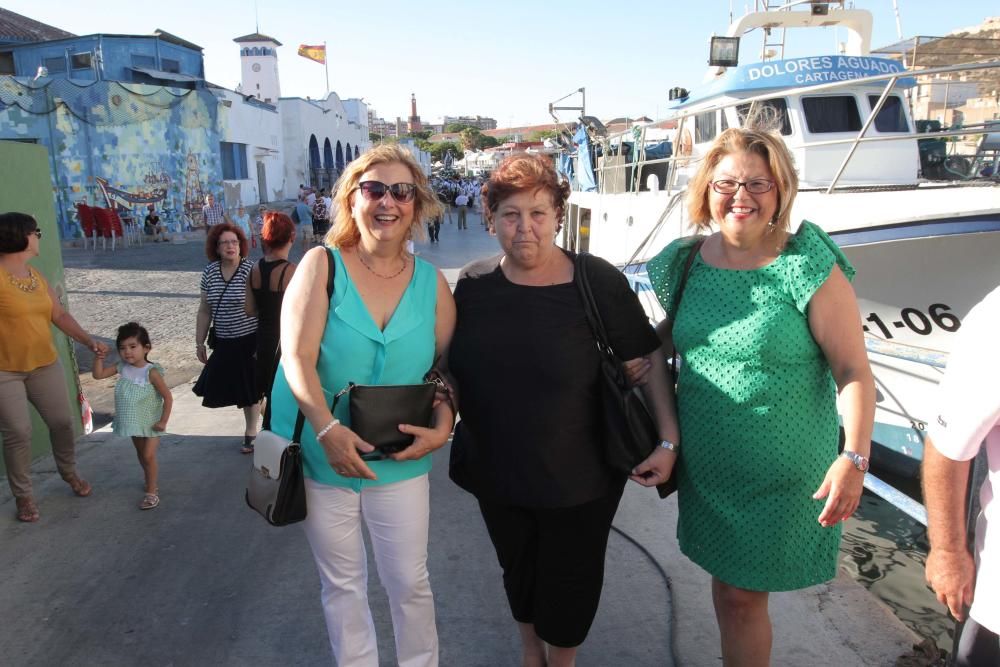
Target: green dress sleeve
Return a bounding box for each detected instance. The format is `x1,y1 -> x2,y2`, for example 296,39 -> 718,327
646,236 -> 702,321
783,220 -> 856,314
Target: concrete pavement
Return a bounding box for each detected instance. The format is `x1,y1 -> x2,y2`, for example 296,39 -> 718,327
1,210 -> 918,665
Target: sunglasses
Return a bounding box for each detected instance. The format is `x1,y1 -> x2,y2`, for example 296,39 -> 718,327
356,181 -> 417,203
31,229 -> 42,239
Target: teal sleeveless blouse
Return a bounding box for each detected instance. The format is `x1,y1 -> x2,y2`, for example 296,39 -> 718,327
269,249 -> 439,490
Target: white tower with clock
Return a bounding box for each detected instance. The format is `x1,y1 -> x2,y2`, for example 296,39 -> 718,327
234,32 -> 282,104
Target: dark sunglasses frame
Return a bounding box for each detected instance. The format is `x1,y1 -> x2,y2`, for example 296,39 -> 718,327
30,229 -> 42,239
356,180 -> 417,203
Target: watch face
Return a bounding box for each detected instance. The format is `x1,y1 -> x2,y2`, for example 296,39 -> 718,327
251,63 -> 261,72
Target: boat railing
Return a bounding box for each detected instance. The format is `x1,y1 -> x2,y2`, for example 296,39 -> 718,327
583,59 -> 1000,195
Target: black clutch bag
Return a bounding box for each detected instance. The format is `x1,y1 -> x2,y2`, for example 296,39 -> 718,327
334,381 -> 437,459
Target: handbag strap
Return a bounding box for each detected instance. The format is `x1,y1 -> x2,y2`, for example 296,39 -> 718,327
209,261 -> 238,329
573,252 -> 617,363
668,237 -> 706,376
262,247 -> 337,433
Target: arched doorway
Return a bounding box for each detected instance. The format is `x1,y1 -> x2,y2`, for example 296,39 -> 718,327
323,138 -> 334,189
345,143 -> 352,164
308,135 -> 321,188
335,141 -> 344,172
355,145 -> 360,159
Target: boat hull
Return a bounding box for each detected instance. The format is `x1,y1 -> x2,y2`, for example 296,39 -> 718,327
565,185 -> 1000,477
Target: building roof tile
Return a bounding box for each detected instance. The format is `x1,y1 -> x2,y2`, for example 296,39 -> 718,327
0,7 -> 75,45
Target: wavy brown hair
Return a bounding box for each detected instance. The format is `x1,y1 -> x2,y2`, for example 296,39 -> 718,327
204,222 -> 249,261
325,144 -> 442,248
687,127 -> 798,232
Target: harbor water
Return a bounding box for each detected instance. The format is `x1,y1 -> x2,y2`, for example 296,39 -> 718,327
841,478 -> 953,653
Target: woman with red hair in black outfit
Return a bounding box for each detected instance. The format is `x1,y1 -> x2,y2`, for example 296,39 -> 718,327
245,211 -> 297,409
192,222 -> 260,453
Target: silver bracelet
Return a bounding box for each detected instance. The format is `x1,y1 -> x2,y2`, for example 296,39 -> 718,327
316,418 -> 340,440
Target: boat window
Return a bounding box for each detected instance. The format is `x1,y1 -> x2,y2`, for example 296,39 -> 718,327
43,56 -> 67,74
162,58 -> 181,73
867,95 -> 910,133
720,109 -> 729,131
695,111 -> 717,143
736,99 -> 792,135
0,52 -> 13,75
802,96 -> 862,133
131,54 -> 156,68
71,53 -> 92,70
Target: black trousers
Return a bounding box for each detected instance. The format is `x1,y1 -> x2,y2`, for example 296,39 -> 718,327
477,486 -> 624,648
955,616 -> 1000,667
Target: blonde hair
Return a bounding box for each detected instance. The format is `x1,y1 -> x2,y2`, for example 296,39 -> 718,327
324,144 -> 443,248
686,126 -> 798,232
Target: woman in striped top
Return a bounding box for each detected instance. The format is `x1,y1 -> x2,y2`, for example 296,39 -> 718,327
193,223 -> 260,453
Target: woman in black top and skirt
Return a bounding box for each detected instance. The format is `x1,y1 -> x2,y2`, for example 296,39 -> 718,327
193,223 -> 259,453
447,154 -> 681,666
244,211 -> 297,413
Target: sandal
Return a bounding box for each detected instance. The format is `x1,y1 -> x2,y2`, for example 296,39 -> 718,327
15,496 -> 39,523
140,493 -> 160,510
66,476 -> 92,497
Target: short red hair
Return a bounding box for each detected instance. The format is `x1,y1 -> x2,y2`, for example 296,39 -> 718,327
261,211 -> 295,249
205,223 -> 249,261
483,153 -> 569,225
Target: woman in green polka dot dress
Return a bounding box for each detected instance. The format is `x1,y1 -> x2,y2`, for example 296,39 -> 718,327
632,126 -> 875,665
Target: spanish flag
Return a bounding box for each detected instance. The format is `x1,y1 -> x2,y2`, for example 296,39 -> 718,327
297,44 -> 326,64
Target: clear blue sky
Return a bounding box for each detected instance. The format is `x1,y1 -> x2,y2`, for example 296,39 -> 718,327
6,1 -> 997,126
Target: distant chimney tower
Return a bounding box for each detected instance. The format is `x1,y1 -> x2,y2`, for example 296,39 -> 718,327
408,93 -> 422,133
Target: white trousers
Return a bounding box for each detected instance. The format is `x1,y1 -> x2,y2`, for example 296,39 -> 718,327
302,475 -> 439,667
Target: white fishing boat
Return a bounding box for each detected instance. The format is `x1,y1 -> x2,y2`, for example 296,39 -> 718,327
556,0 -> 1000,481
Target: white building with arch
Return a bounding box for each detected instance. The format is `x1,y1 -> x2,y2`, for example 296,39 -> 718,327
226,31 -> 369,202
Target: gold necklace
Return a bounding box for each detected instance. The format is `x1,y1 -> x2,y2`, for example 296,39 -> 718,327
357,250 -> 408,279
6,267 -> 39,293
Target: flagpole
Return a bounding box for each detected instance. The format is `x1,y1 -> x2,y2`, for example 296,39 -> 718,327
324,42 -> 329,97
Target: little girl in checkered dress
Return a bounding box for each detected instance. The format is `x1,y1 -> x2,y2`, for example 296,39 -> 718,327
92,322 -> 173,510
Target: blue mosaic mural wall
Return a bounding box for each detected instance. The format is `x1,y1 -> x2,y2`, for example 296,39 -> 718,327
0,77 -> 224,237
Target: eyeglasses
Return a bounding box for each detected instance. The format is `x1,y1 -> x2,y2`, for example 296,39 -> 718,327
218,239 -> 240,246
356,181 -> 417,203
30,229 -> 42,238
711,179 -> 776,195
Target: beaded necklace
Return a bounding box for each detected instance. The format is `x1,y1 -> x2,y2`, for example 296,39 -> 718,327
5,267 -> 39,293
357,249 -> 408,279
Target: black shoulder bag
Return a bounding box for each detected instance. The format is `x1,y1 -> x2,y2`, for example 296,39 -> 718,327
574,241 -> 704,493
575,252 -> 660,476
245,248 -> 336,526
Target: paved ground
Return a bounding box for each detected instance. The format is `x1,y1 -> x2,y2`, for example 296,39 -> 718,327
62,209 -> 498,429
1,209 -> 919,665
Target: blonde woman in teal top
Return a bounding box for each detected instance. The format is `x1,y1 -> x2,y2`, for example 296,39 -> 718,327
269,144 -> 453,666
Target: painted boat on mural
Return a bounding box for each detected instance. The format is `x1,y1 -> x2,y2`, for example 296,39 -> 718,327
555,1 -> 1000,479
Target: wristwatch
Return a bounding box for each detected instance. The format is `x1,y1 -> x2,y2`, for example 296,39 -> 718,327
841,450 -> 869,472
659,439 -> 679,453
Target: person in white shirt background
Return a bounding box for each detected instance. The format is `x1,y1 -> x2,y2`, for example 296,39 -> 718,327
924,284 -> 1000,667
